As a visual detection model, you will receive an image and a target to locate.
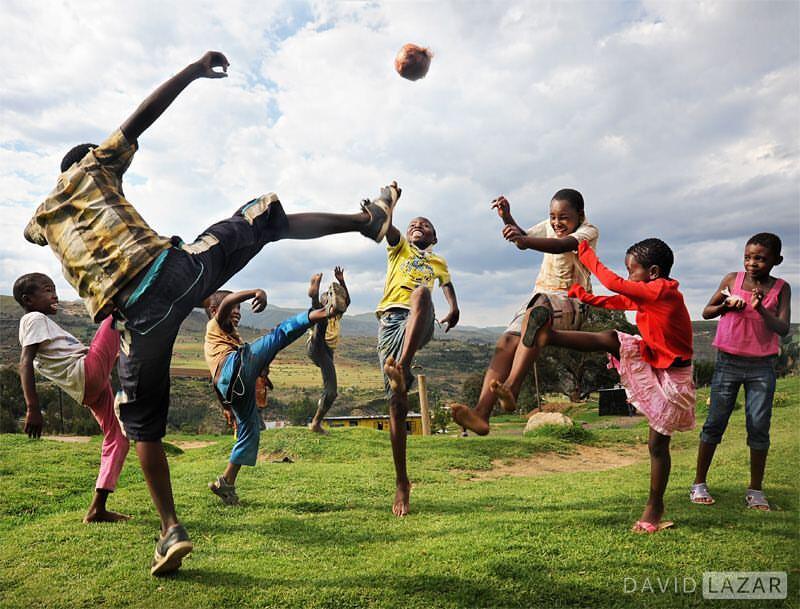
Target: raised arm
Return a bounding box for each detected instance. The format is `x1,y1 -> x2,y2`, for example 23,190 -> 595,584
702,273 -> 743,320
120,51 -> 229,143
753,282 -> 792,337
19,344 -> 43,438
439,282 -> 460,332
334,266 -> 351,307
577,241 -> 660,301
492,197 -> 580,253
215,289 -> 267,326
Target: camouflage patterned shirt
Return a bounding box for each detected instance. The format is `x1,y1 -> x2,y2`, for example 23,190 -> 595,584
24,129 -> 170,321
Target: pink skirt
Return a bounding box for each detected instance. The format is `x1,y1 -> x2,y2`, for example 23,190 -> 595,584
609,331 -> 696,436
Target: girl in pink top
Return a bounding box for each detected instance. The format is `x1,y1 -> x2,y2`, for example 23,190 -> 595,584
691,233 -> 792,511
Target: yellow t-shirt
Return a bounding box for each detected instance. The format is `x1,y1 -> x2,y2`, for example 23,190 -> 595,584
204,318 -> 243,381
376,236 -> 451,313
306,313 -> 342,351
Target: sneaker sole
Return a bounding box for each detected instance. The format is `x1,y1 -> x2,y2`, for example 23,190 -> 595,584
326,283 -> 349,316
521,306 -> 551,349
151,540 -> 193,576
372,186 -> 400,242
209,484 -> 239,506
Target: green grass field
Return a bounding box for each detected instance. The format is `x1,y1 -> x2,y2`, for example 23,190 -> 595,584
1,378 -> 798,608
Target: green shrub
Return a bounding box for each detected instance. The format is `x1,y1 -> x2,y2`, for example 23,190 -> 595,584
525,423 -> 594,444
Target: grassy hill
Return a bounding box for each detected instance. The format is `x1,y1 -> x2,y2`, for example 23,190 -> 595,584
0,378 -> 797,608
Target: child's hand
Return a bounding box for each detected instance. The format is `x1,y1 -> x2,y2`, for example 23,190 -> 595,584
438,309 -> 460,333
723,296 -> 746,310
490,196 -> 513,223
251,289 -> 267,313
194,51 -> 230,79
502,224 -> 527,248
24,408 -> 43,439
222,408 -> 237,432
334,266 -> 345,283
750,288 -> 764,310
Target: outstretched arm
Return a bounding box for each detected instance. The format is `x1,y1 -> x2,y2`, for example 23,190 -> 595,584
215,289 -> 267,326
577,241 -> 660,301
19,344 -> 43,438
568,284 -> 636,311
439,283 -> 460,332
334,266 -> 351,306
492,197 -> 580,253
120,51 -> 229,143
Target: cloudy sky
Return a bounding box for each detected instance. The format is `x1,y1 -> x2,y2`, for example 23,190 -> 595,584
2,0 -> 798,327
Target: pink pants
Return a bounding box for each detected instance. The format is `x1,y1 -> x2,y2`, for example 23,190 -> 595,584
82,317 -> 129,492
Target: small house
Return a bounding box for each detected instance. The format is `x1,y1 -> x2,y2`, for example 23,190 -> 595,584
322,413 -> 424,435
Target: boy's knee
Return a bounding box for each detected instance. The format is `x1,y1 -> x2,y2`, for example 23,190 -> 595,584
495,333 -> 517,353
410,286 -> 432,308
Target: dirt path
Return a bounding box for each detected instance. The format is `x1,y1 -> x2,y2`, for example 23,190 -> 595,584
172,440 -> 217,450
460,444 -> 643,481
47,435 -> 91,443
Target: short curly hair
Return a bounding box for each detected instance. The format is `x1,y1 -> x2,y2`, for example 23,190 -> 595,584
626,238 -> 674,278
61,143 -> 97,172
13,273 -> 53,308
551,188 -> 585,215
746,233 -> 782,257
202,290 -> 232,319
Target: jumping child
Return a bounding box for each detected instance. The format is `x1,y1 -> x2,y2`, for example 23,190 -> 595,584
539,238 -> 695,533
204,278 -> 348,505
451,190 -> 598,435
15,273 -> 129,524
690,233 -> 791,511
306,267 -> 350,434
377,216 -> 459,516
23,50 -> 400,575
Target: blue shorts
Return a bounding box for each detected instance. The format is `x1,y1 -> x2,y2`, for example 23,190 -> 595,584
377,307 -> 434,396
219,312 -> 311,466
700,351 -> 777,451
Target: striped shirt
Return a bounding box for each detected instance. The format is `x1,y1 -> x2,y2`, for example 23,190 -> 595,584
24,129 -> 170,321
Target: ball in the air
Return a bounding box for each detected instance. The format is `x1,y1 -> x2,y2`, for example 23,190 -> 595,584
394,43 -> 432,81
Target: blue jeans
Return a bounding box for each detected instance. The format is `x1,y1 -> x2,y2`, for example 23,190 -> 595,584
700,351 -> 777,450
219,312 -> 311,466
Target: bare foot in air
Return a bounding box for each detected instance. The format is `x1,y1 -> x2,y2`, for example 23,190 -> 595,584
83,509 -> 131,524
308,273 -> 323,300
490,380 -> 517,412
384,356 -> 407,394
393,480 -> 411,517
450,403 -> 490,436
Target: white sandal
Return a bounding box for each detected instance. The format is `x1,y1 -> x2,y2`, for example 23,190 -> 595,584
689,483 -> 715,505
745,489 -> 770,511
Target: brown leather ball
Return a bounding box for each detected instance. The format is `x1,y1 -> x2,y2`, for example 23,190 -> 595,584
395,43 -> 432,81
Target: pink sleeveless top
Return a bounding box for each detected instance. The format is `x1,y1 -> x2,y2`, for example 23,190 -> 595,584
713,272 -> 785,357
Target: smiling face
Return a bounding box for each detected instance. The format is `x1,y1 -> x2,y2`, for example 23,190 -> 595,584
625,254 -> 660,283
548,199 -> 583,238
24,279 -> 59,315
744,243 -> 779,282
228,303 -> 241,328
406,217 -> 437,249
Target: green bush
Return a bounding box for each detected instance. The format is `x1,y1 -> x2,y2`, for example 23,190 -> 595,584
525,423 -> 594,444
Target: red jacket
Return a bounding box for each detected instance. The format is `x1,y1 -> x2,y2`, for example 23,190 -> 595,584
568,241 -> 693,368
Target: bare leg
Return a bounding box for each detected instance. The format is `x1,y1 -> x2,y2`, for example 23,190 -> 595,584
749,448 -> 768,491
547,327 -> 621,360
83,489 -> 131,523
222,462 -> 243,486
451,333 -> 518,435
396,287 -> 433,375
135,441 -> 179,535
384,358 -> 411,517
636,428 -> 671,527
693,440 -> 718,485
283,211 -> 369,239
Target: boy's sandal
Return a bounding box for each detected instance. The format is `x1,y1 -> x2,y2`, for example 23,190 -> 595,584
745,489 -> 770,511
521,306 -> 552,348
689,482 -> 715,505
325,282 -> 349,316
632,520 -> 674,534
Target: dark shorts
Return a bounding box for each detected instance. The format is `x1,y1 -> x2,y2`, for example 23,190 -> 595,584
115,195 -> 287,441
377,307 -> 434,396
700,351 -> 777,450
307,319 -> 338,409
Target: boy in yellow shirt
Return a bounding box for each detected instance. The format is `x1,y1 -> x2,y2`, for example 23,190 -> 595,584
378,216 -> 459,516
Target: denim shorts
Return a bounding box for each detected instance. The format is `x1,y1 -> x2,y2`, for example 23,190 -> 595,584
700,350 -> 777,450
377,307 -> 434,396
115,195 -> 287,441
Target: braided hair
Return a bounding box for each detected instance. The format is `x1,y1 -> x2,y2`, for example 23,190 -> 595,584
626,238 -> 674,278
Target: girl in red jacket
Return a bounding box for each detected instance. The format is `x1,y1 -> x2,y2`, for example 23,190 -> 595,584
534,238 -> 695,534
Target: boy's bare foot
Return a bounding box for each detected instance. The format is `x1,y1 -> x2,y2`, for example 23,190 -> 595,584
393,480 -> 411,517
308,273 -> 323,300
83,508 -> 131,524
450,403 -> 490,436
491,380 -> 517,412
384,356 -> 407,394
